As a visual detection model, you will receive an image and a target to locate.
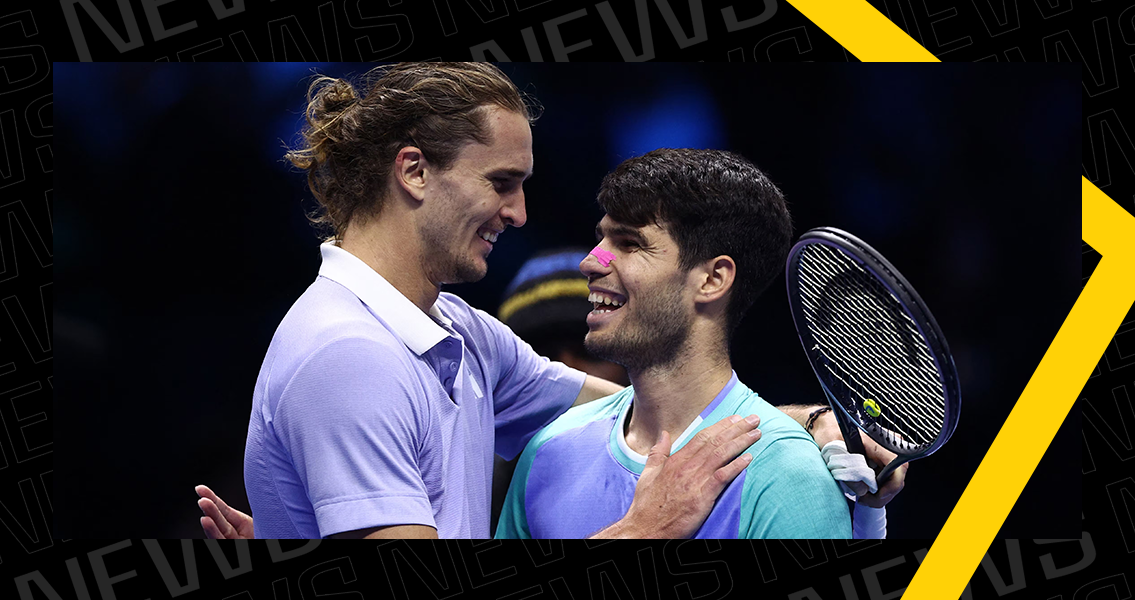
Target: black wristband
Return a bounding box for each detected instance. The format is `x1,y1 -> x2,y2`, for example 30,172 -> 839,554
805,406 -> 832,431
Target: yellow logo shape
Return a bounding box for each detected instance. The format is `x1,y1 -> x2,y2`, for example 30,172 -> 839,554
863,399 -> 881,417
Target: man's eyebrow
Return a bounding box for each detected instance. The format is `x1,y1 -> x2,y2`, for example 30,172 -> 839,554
595,223 -> 647,243
489,168 -> 532,181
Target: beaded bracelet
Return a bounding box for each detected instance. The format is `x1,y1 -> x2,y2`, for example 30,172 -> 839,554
805,406 -> 832,431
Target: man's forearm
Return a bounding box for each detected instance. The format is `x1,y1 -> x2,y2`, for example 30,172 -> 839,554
573,375 -> 626,406
779,403 -> 823,427
780,403 -> 842,448
589,520 -> 626,539
588,517 -> 652,539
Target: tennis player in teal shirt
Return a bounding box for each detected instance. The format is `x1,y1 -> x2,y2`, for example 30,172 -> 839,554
497,149 -> 870,539
497,372 -> 852,538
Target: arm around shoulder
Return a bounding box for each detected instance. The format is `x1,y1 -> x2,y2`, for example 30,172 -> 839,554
574,375 -> 625,406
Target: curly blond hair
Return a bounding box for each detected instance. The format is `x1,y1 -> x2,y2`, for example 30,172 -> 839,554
285,63 -> 538,240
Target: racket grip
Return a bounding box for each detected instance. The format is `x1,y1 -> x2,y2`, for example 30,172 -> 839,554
876,460 -> 902,486
834,411 -> 866,456
843,425 -> 865,456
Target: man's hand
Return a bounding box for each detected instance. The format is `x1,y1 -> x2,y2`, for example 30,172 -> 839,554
195,485 -> 255,539
592,414 -> 761,539
856,445 -> 907,508
833,419 -> 907,508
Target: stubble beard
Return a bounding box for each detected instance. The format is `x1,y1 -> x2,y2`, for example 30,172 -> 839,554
420,191 -> 488,285
422,223 -> 487,285
584,278 -> 692,373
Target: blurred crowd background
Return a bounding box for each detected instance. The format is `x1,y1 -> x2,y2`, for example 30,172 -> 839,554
55,63 -> 1080,538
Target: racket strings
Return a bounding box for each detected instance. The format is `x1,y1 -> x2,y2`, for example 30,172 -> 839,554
805,302 -> 944,449
796,243 -> 946,453
800,281 -> 943,448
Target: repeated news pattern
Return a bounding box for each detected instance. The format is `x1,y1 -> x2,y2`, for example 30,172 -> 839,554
0,0 -> 53,582
6,0 -> 1132,597
4,537 -> 1126,598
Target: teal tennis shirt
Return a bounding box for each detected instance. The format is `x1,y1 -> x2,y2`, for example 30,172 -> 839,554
496,373 -> 852,539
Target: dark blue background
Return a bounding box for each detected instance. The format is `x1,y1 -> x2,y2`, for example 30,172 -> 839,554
54,63 -> 1080,539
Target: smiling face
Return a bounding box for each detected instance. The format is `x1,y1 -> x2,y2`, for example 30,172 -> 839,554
580,215 -> 696,372
420,106 -> 533,284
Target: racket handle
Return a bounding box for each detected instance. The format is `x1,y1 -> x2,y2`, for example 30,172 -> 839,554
876,459 -> 903,487
843,424 -> 865,456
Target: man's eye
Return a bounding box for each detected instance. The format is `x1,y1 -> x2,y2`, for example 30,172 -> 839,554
492,178 -> 517,193
620,240 -> 640,249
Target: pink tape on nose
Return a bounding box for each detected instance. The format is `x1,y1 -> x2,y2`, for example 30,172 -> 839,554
590,246 -> 616,267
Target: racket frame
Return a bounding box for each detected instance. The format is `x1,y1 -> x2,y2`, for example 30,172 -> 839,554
786,227 -> 961,487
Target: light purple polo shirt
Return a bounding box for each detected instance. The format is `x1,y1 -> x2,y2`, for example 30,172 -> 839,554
244,243 -> 586,538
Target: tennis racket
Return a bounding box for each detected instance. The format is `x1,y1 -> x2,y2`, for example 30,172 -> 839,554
785,227 -> 960,485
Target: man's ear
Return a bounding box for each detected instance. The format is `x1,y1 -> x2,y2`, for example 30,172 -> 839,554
393,146 -> 428,202
696,255 -> 736,305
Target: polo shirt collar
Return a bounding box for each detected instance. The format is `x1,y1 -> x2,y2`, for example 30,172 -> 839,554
317,242 -> 452,355
613,371 -> 741,468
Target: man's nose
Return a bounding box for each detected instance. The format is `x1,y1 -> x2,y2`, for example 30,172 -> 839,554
580,245 -> 612,277
502,190 -> 527,228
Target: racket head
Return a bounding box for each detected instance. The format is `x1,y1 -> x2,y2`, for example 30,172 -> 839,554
786,227 -> 960,461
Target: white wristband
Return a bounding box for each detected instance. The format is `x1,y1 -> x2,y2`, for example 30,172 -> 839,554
852,503 -> 887,539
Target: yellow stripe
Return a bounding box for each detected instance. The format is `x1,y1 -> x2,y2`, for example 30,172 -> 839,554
1083,176 -> 1135,258
781,1 -> 1135,595
786,0 -> 938,62
903,179 -> 1135,599
498,279 -> 591,323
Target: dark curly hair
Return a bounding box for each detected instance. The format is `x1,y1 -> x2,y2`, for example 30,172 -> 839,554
285,63 -> 539,240
596,148 -> 793,338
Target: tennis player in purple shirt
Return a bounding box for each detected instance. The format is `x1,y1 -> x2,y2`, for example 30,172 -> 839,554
197,63 -> 765,539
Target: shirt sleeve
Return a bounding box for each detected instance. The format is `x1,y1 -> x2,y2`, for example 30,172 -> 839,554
273,335 -> 435,537
471,308 -> 587,460
740,438 -> 853,539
